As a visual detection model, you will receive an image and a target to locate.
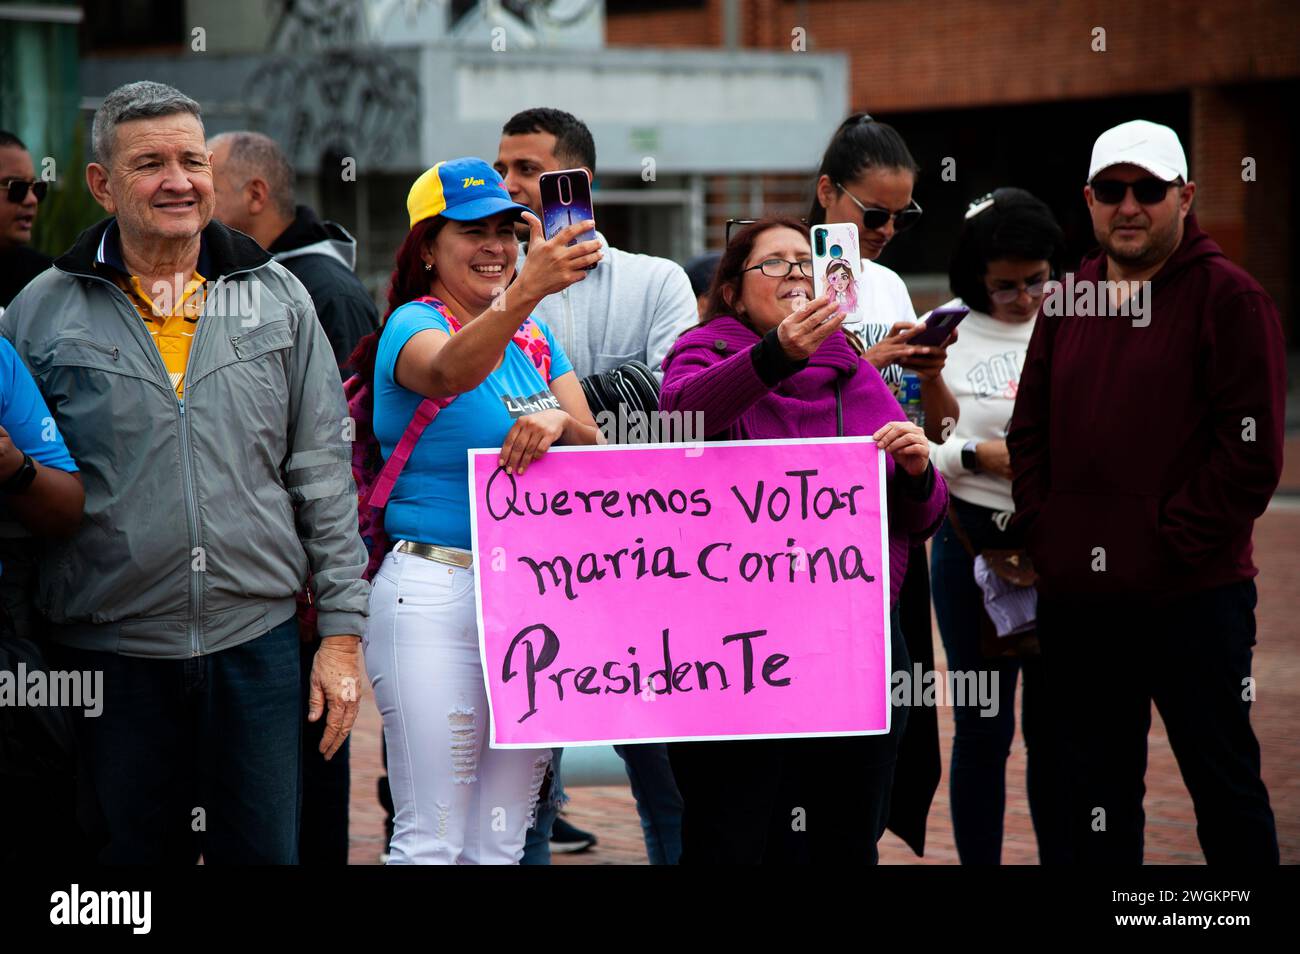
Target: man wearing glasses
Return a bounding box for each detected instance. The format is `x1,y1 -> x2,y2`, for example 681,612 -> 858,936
0,131 -> 50,311
1009,120 -> 1284,864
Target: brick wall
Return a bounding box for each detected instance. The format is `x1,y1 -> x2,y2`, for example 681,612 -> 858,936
609,1 -> 1300,112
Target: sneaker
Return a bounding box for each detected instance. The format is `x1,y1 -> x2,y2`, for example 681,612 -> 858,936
550,816 -> 597,854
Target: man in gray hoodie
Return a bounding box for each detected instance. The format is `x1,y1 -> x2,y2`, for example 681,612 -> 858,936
1,81 -> 368,864
496,107 -> 696,865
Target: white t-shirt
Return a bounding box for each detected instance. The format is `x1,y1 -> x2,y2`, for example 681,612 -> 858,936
926,297 -> 1036,512
847,257 -> 917,389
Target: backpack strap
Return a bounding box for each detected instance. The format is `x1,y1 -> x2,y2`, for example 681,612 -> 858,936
414,295 -> 553,381
365,297 -> 554,509
365,394 -> 452,509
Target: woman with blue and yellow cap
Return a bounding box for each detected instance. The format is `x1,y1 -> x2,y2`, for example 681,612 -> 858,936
357,157 -> 603,864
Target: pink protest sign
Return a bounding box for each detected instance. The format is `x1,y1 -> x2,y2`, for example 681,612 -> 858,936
468,437 -> 891,747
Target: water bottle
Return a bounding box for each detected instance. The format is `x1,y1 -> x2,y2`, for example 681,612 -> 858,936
900,370 -> 925,429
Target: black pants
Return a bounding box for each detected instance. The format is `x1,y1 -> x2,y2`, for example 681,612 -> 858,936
1038,580 -> 1278,864
299,638 -> 351,865
669,613 -> 909,864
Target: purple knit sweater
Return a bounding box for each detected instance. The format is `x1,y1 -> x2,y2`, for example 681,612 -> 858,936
660,316 -> 948,606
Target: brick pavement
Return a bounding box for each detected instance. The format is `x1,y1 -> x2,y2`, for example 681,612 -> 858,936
347,440 -> 1300,866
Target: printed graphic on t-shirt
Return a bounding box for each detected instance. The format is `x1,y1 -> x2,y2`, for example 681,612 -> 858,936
502,389 -> 562,418
965,349 -> 1022,400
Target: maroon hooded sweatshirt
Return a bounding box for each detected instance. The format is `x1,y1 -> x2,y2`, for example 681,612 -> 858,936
1008,213 -> 1286,600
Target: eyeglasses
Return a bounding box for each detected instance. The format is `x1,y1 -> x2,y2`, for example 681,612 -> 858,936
986,276 -> 1049,305
743,258 -> 814,279
2,178 -> 47,204
1089,177 -> 1177,206
724,217 -> 809,245
836,182 -> 922,233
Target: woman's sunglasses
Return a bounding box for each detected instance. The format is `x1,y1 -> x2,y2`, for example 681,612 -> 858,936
836,182 -> 922,233
1089,177 -> 1177,206
2,178 -> 48,204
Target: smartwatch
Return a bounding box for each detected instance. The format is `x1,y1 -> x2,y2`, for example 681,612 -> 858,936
961,440 -> 980,473
1,452 -> 37,494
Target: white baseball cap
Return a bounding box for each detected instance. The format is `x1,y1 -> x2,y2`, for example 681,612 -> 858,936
1088,119 -> 1188,183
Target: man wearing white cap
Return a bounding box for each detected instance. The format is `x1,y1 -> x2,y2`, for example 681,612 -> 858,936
1008,119 -> 1284,863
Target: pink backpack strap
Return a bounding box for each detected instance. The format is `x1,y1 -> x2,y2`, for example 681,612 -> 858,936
365,394 -> 452,509
364,297 -> 553,510
364,296 -> 462,510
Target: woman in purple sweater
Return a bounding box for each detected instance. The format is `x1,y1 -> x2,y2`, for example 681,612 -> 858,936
660,218 -> 948,864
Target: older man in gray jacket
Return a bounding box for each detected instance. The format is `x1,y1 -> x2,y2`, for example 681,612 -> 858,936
1,81 -> 367,863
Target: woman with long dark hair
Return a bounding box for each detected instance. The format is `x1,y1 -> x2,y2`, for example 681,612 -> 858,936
355,158 -> 604,864
659,218 -> 948,863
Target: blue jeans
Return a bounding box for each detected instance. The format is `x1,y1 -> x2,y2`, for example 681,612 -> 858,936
522,744 -> 684,865
522,748 -> 567,865
930,497 -> 1060,864
612,743 -> 682,865
55,617 -> 303,864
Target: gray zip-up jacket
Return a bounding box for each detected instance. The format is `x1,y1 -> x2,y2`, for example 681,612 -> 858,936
0,218 -> 368,658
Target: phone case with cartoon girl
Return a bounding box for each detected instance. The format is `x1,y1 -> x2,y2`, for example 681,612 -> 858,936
811,223 -> 864,330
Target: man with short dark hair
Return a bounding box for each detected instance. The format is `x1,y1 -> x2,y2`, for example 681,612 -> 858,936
497,106 -> 695,866
2,81 -> 369,864
1009,120 -> 1284,864
0,131 -> 51,311
496,107 -> 695,381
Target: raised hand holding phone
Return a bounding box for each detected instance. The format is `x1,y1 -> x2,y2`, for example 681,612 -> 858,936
777,292 -> 844,361
539,169 -> 598,269
516,211 -> 602,302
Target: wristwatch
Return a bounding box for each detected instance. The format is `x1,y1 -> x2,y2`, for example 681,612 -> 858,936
1,452 -> 37,494
961,440 -> 980,473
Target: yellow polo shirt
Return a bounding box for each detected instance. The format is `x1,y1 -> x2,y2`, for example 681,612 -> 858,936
111,271 -> 208,398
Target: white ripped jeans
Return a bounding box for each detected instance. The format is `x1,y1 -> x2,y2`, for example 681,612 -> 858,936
365,548 -> 551,865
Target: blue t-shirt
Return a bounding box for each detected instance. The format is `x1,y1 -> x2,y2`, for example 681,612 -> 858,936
0,337 -> 77,474
0,337 -> 78,578
374,301 -> 574,549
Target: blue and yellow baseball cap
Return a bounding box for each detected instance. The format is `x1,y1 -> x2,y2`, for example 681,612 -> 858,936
407,157 -> 531,228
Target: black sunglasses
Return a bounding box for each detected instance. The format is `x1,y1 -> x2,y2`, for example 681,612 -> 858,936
1089,177 -> 1177,205
2,178 -> 47,204
836,182 -> 922,233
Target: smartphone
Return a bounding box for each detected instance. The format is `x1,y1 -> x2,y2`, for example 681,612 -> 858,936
538,169 -> 597,269
811,223 -> 864,328
911,304 -> 970,347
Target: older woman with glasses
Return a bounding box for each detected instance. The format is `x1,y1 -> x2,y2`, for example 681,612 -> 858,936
659,217 -> 948,864
927,187 -> 1069,865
